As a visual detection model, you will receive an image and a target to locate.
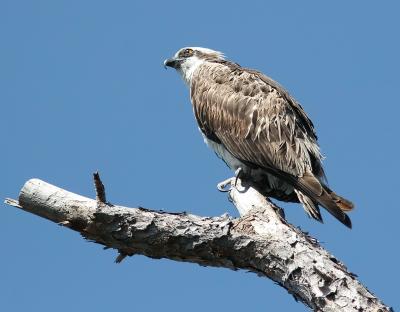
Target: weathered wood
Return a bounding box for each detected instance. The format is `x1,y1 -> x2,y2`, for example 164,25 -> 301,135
5,177 -> 392,312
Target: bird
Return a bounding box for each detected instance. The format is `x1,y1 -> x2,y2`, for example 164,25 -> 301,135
164,47 -> 354,228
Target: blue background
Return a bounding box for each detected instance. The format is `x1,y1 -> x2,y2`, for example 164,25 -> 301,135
1,1 -> 398,311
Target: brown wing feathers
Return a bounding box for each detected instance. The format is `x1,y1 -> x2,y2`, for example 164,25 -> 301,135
191,61 -> 354,227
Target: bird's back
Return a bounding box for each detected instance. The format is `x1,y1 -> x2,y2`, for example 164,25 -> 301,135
190,60 -> 324,179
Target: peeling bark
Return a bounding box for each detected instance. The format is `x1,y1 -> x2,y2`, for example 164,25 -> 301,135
5,176 -> 392,312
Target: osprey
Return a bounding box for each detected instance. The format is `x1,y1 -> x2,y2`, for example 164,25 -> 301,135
164,47 -> 354,228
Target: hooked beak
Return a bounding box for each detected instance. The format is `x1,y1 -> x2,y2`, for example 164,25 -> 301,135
164,57 -> 181,69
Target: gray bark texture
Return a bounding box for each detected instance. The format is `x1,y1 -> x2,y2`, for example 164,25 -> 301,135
5,176 -> 393,312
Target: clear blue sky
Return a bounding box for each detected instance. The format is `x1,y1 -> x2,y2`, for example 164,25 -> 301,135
1,1 -> 398,311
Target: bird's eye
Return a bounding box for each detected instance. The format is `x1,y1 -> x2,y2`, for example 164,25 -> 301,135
184,48 -> 194,57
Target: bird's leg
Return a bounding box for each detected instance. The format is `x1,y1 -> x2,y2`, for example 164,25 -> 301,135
217,167 -> 244,192
234,167 -> 244,187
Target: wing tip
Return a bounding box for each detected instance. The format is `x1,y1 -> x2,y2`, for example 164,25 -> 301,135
325,204 -> 353,229
342,213 -> 352,229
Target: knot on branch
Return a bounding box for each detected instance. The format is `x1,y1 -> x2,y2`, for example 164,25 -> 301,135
93,171 -> 107,206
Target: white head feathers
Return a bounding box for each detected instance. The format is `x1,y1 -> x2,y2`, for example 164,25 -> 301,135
165,47 -> 225,85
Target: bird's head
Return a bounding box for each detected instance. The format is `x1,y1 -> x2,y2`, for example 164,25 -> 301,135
164,47 -> 225,85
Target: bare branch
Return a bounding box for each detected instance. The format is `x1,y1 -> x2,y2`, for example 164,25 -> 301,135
4,177 -> 392,312
5,198 -> 21,208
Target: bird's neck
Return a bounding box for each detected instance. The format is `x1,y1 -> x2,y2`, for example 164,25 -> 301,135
178,57 -> 206,85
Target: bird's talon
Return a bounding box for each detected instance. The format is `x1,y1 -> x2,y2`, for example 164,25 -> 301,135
217,177 -> 234,192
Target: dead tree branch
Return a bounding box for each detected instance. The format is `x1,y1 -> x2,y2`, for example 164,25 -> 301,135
4,176 -> 392,312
